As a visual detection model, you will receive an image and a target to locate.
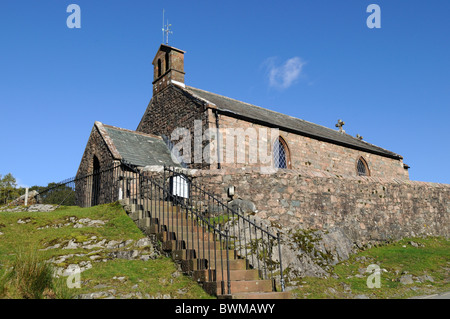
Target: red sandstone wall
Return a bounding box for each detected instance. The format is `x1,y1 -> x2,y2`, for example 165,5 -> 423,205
212,114 -> 409,180
77,125 -> 116,178
185,167 -> 449,243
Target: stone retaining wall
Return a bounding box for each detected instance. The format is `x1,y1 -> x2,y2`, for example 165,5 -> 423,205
183,167 -> 449,243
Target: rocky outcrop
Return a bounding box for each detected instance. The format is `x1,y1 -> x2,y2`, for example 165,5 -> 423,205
227,215 -> 357,282
44,236 -> 159,279
0,204 -> 56,213
6,190 -> 39,207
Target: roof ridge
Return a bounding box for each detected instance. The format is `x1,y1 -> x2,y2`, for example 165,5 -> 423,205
101,123 -> 162,140
186,86 -> 345,134
182,86 -> 402,159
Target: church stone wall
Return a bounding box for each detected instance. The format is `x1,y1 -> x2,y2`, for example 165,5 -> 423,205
77,125 -> 116,177
76,125 -> 120,207
137,85 -> 210,169
214,114 -> 409,180
186,167 -> 449,244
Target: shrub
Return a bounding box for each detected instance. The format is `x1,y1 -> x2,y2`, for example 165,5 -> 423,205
5,249 -> 54,299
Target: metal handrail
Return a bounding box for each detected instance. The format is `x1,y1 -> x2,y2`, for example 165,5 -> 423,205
33,161 -> 285,294
121,161 -> 233,294
163,165 -> 286,292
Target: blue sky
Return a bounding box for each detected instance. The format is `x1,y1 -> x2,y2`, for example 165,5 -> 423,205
1,0 -> 449,187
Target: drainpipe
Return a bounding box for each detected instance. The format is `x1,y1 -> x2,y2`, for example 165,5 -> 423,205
214,110 -> 221,169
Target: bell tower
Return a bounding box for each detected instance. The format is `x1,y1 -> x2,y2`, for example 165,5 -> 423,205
152,44 -> 185,95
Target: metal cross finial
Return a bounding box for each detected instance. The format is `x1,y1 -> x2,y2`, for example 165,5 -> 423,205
335,119 -> 345,133
162,9 -> 173,45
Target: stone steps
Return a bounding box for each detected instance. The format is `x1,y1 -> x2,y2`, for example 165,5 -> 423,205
157,230 -> 216,242
123,199 -> 291,299
218,291 -> 292,299
172,249 -> 237,261
181,258 -> 249,272
162,239 -> 225,251
203,280 -> 274,295
193,269 -> 261,282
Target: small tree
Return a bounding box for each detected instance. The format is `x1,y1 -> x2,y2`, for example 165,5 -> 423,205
0,173 -> 20,204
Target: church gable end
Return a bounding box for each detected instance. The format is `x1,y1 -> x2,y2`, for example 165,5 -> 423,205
137,85 -> 211,169
77,122 -> 120,179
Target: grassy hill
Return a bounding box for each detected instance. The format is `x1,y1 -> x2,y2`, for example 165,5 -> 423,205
0,202 -> 448,299
0,202 -> 213,299
290,236 -> 450,299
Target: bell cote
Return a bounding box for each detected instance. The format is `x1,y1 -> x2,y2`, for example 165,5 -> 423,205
152,44 -> 185,94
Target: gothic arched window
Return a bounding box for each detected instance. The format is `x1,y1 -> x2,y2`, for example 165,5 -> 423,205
273,137 -> 290,169
357,157 -> 370,176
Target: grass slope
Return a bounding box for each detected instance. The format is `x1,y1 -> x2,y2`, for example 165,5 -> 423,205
291,237 -> 450,299
0,202 -> 213,299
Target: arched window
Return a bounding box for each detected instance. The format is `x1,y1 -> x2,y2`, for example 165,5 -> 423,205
357,157 -> 370,176
91,156 -> 101,206
273,137 -> 290,169
165,52 -> 170,72
157,59 -> 162,77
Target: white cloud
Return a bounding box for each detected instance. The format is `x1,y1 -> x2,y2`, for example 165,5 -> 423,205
264,56 -> 305,89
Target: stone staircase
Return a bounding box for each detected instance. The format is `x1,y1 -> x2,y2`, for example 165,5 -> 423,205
122,198 -> 291,299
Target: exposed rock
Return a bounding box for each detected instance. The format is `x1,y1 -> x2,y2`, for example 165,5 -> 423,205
7,190 -> 39,207
417,275 -> 434,283
73,218 -> 106,228
27,204 -> 56,212
77,289 -> 117,299
3,204 -> 56,213
63,239 -> 80,250
399,275 -> 414,285
226,216 -> 357,280
106,240 -> 121,249
135,238 -> 152,248
228,198 -> 257,214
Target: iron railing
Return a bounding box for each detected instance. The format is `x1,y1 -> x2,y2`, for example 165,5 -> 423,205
120,162 -> 235,295
161,166 -> 286,293
36,163 -> 122,207
34,161 -> 286,295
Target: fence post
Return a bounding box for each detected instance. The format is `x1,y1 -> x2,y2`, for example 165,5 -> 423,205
277,232 -> 285,292
24,188 -> 29,206
225,228 -> 231,295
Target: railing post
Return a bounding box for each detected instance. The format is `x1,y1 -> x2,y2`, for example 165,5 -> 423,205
277,232 -> 285,292
225,228 -> 231,295
261,223 -> 267,280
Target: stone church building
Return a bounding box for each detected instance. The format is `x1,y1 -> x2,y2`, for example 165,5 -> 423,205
75,44 -> 448,280
77,44 -> 410,181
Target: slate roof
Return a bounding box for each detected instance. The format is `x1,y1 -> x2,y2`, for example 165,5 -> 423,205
99,123 -> 181,167
181,85 -> 402,160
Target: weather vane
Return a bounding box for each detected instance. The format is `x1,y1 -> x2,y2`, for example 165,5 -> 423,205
162,9 -> 173,45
